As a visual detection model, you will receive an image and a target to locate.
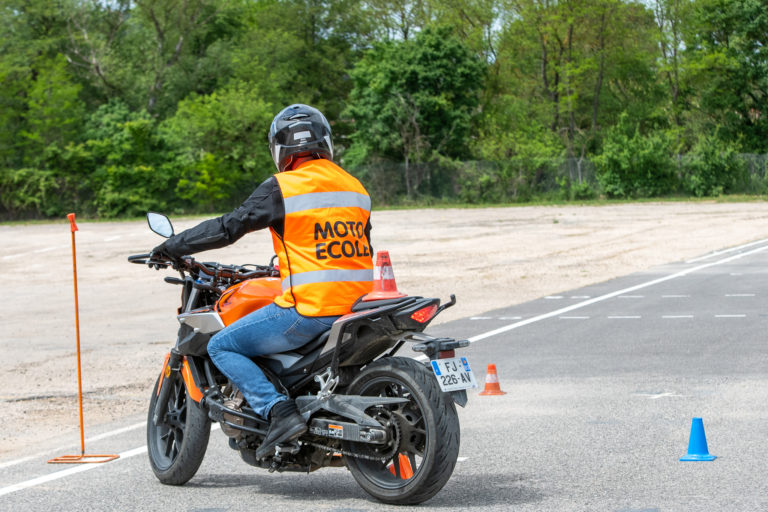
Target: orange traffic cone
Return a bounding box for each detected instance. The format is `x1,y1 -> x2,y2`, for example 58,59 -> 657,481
388,453 -> 414,479
364,250 -> 407,300
478,364 -> 506,395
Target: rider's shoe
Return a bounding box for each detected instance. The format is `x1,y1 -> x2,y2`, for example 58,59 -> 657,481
255,399 -> 307,459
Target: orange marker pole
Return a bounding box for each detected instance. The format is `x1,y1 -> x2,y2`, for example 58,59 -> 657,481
48,214 -> 119,464
68,213 -> 86,456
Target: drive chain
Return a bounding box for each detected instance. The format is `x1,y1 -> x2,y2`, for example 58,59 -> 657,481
304,441 -> 390,463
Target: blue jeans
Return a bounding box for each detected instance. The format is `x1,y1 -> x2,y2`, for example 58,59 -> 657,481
207,303 -> 338,419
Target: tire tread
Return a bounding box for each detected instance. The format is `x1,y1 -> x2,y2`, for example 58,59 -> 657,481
345,356 -> 461,504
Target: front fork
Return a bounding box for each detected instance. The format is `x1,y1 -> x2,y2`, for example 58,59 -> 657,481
153,350 -> 205,426
153,352 -> 181,426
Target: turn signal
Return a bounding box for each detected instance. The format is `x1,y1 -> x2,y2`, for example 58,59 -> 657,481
411,304 -> 438,324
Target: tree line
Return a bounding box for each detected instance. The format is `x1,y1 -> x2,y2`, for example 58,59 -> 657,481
1,0 -> 766,219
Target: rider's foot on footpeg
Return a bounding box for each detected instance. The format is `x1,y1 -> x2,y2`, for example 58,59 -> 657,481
255,399 -> 307,459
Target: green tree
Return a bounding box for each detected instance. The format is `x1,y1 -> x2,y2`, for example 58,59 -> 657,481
0,0 -> 72,167
229,0 -> 365,132
83,100 -> 178,217
20,54 -> 85,166
345,26 -> 485,197
497,0 -> 662,152
683,0 -> 768,151
162,81 -> 275,210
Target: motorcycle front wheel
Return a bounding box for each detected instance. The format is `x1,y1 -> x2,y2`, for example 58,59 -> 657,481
343,356 -> 460,505
147,372 -> 211,485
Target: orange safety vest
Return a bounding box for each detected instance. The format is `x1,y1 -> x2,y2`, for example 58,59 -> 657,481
271,159 -> 374,317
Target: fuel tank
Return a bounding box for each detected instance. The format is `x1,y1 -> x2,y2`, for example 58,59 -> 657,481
216,277 -> 282,326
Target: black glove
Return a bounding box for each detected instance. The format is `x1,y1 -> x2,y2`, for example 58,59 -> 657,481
150,242 -> 174,269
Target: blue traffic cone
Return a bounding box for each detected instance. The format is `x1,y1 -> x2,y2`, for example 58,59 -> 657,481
680,417 -> 716,461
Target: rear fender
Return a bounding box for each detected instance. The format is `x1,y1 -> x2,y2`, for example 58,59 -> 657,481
449,389 -> 468,408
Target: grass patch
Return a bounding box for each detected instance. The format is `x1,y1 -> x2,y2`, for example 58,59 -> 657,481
3,193 -> 767,226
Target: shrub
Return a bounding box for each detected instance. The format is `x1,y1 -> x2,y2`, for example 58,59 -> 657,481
594,113 -> 677,198
0,168 -> 63,218
681,132 -> 747,197
557,177 -> 597,201
83,104 -> 182,217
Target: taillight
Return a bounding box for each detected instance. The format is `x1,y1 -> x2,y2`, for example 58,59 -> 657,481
411,304 -> 438,324
438,350 -> 455,358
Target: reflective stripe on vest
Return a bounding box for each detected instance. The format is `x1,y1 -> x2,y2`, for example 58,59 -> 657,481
281,268 -> 374,291
283,191 -> 371,214
271,159 -> 374,317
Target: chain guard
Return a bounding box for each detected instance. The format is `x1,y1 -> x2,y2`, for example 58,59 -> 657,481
344,408 -> 401,462
303,409 -> 402,463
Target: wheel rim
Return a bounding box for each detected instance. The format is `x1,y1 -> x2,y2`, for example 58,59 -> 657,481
351,376 -> 429,489
150,376 -> 187,470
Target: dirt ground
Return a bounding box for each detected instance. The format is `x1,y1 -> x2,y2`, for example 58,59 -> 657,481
3,201 -> 768,461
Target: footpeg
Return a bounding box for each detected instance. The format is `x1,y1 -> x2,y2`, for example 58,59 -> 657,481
275,441 -> 300,455
267,441 -> 301,473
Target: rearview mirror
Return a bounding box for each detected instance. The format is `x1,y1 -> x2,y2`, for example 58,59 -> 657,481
147,212 -> 174,238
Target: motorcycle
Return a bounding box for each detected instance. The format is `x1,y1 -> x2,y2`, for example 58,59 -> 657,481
129,212 -> 477,505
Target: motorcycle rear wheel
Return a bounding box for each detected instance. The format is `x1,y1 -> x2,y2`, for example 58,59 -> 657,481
147,373 -> 211,485
343,356 -> 460,505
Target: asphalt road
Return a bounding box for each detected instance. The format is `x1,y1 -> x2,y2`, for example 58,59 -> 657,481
2,241 -> 767,511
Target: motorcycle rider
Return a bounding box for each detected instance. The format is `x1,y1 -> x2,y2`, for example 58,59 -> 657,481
153,104 -> 374,458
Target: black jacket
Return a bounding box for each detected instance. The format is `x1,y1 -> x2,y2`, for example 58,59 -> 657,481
156,175 -> 372,258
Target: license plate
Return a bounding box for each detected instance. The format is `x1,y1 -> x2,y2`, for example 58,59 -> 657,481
430,357 -> 478,392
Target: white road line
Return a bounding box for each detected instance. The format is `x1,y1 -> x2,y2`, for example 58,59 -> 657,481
545,296 -> 564,299
33,245 -> 68,254
686,237 -> 768,263
608,316 -> 641,319
0,422 -> 144,470
635,392 -> 683,399
0,446 -> 147,498
725,294 -> 755,297
570,295 -> 590,299
715,314 -> 746,318
85,422 -> 145,443
469,242 -> 768,343
662,315 -> 694,319
618,295 -> 644,299
648,392 -> 682,399
470,317 -> 493,320
0,424 -> 220,497
4,244 -> 69,259
498,316 -> 522,320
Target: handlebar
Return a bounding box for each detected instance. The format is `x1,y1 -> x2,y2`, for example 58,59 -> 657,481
127,252 -> 278,288
128,253 -> 152,264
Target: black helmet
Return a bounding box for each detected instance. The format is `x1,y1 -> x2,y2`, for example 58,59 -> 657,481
268,104 -> 333,172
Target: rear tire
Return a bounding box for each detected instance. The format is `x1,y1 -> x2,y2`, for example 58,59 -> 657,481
343,357 -> 460,505
147,373 -> 211,485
